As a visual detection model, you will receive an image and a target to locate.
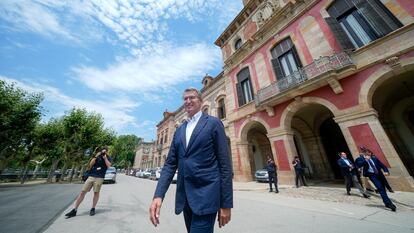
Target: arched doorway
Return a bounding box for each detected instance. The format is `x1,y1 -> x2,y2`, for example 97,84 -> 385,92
244,122 -> 273,179
291,104 -> 351,180
372,70 -> 414,177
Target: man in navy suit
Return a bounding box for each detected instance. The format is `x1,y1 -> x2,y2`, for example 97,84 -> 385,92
149,88 -> 233,233
361,150 -> 396,211
337,152 -> 369,198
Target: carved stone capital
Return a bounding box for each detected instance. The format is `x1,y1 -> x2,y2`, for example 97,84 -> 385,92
385,56 -> 400,68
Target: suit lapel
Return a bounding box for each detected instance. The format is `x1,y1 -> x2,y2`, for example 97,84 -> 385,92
180,122 -> 187,151
186,113 -> 208,154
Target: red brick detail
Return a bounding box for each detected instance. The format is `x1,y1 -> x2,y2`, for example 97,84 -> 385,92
348,123 -> 391,167
243,19 -> 257,41
397,0 -> 414,17
236,147 -> 242,171
274,140 -> 291,171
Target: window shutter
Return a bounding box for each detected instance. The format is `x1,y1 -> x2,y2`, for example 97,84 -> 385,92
271,58 -> 283,81
291,46 -> 302,68
236,82 -> 245,107
324,17 -> 355,51
352,0 -> 402,37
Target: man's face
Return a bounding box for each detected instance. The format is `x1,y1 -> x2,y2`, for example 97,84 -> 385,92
340,152 -> 347,158
183,91 -> 202,117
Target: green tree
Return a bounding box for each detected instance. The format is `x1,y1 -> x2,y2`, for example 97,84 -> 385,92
0,80 -> 43,173
34,118 -> 65,182
112,135 -> 141,173
61,108 -> 115,181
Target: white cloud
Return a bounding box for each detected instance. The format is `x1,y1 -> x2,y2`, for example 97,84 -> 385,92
0,0 -> 242,54
0,75 -> 142,133
72,43 -> 221,92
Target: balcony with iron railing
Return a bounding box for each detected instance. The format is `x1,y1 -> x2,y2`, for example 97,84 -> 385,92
255,52 -> 354,106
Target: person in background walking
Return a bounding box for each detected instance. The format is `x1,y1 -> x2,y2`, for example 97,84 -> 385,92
266,156 -> 278,193
361,149 -> 396,211
292,156 -> 307,188
337,152 -> 370,198
365,149 -> 394,193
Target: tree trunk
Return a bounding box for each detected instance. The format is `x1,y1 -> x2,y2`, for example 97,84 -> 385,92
20,162 -> 29,184
32,164 -> 40,179
68,164 -> 75,183
47,160 -> 59,183
60,162 -> 68,181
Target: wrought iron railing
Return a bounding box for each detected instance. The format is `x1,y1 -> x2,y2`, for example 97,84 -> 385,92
255,52 -> 353,105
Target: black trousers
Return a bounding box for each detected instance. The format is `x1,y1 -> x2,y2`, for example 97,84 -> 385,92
295,170 -> 307,187
268,172 -> 278,192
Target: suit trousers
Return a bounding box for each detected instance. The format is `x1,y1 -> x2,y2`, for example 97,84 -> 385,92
268,172 -> 278,192
368,175 -> 393,207
183,201 -> 217,233
344,174 -> 367,195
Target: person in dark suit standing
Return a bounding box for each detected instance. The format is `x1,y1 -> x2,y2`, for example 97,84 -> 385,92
292,156 -> 307,188
266,156 -> 278,193
337,152 -> 370,198
149,88 -> 233,233
361,150 -> 396,211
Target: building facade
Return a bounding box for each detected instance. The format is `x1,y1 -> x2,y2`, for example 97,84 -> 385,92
214,0 -> 414,191
133,141 -> 155,169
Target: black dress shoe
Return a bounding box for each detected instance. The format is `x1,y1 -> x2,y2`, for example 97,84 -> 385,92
90,208 -> 95,216
363,194 -> 370,198
269,189 -> 273,192
275,190 -> 279,193
388,189 -> 395,193
387,204 -> 397,212
65,209 -> 77,218
347,192 -> 351,196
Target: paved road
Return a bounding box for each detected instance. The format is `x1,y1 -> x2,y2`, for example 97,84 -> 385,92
44,174 -> 414,233
0,183 -> 82,233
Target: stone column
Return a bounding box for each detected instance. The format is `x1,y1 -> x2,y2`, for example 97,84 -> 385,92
233,141 -> 253,182
267,129 -> 296,185
335,108 -> 414,191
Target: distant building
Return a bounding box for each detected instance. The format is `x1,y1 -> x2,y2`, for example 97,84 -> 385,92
133,141 -> 155,169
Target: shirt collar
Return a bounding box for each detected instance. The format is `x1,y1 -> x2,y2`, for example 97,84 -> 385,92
187,111 -> 202,123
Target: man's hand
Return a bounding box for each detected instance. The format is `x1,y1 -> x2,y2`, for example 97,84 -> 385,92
383,172 -> 389,176
149,197 -> 163,227
218,208 -> 231,228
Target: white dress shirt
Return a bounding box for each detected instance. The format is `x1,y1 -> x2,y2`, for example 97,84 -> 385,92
186,111 -> 202,147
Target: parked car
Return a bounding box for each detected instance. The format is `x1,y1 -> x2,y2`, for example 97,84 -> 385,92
104,167 -> 117,183
142,169 -> 151,178
255,168 -> 269,182
135,169 -> 143,177
149,167 -> 162,180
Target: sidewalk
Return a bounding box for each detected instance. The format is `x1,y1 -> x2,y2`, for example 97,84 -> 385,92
233,181 -> 414,210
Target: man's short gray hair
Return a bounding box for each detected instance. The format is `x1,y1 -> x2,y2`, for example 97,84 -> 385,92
184,88 -> 203,102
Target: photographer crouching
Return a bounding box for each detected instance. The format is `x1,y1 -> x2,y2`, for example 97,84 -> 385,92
65,146 -> 112,218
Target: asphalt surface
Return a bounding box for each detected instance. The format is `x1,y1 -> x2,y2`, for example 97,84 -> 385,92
0,183 -> 82,233
43,174 -> 414,233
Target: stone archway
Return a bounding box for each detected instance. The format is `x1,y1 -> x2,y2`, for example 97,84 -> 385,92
371,70 -> 414,177
281,98 -> 351,181
239,120 -> 273,180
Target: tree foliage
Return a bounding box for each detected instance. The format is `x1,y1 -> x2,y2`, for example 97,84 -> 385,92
0,80 -> 43,170
112,135 -> 141,168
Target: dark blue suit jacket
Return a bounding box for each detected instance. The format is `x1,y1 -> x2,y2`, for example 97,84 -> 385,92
154,113 -> 233,216
361,157 -> 389,177
337,158 -> 355,176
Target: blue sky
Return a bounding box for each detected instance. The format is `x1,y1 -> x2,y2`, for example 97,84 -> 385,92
0,0 -> 243,140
